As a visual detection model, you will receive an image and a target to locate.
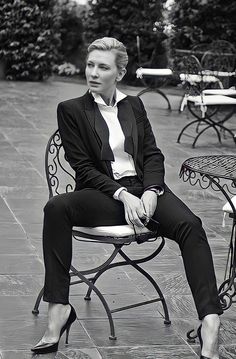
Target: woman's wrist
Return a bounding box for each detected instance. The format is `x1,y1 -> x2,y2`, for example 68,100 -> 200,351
118,188 -> 128,201
113,187 -> 127,201
144,186 -> 164,197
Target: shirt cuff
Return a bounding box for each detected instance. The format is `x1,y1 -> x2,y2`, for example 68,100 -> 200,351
113,187 -> 127,200
144,185 -> 164,196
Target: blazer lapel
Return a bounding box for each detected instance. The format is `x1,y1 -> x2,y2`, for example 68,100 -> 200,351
94,105 -> 114,161
83,92 -> 138,163
84,92 -> 114,161
118,98 -> 138,163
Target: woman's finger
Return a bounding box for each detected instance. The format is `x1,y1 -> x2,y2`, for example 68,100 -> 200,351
124,207 -> 133,226
130,209 -> 144,227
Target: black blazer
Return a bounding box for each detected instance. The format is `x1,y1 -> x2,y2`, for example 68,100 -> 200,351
57,91 -> 165,197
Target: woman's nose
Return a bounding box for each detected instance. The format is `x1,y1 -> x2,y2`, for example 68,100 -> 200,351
91,67 -> 99,78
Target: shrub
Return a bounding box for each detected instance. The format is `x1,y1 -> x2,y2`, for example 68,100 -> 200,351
0,0 -> 61,80
169,0 -> 236,50
58,0 -> 84,64
84,0 -> 166,83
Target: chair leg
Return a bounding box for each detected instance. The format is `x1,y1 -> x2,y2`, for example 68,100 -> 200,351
85,239 -> 165,300
32,287 -> 44,315
192,122 -> 222,148
137,87 -> 171,110
118,249 -> 171,325
84,265 -> 114,301
84,243 -> 171,325
177,117 -> 222,147
70,265 -> 117,340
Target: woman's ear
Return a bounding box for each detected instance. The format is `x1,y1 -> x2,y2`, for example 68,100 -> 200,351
116,68 -> 126,82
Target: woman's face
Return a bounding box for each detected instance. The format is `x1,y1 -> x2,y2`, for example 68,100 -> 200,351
85,50 -> 125,98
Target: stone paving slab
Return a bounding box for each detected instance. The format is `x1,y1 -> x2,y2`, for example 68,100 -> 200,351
0,79 -> 235,358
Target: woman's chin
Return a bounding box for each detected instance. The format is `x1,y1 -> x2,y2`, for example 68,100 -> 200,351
88,86 -> 101,94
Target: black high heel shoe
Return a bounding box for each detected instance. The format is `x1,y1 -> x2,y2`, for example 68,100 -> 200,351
197,325 -> 211,359
31,304 -> 77,354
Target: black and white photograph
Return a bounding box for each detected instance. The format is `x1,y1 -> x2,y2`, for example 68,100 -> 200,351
0,0 -> 236,358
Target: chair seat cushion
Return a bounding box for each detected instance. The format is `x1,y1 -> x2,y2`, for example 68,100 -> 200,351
136,68 -> 173,78
203,88 -> 236,96
187,94 -> 236,106
180,73 -> 220,84
73,224 -> 151,237
222,195 -> 236,214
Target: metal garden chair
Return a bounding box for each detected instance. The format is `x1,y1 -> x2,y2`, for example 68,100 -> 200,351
32,129 -> 171,340
178,54 -> 236,147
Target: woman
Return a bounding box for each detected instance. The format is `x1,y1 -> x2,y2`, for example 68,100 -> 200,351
32,37 -> 222,358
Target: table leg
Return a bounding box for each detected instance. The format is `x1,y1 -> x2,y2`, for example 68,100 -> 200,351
137,87 -> 171,110
218,219 -> 236,310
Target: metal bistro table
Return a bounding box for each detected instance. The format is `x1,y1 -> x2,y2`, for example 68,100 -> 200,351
180,155 -> 236,312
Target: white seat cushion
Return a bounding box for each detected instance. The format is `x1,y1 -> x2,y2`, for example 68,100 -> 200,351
222,196 -> 236,213
180,73 -> 220,84
203,88 -> 236,96
187,94 -> 236,106
136,68 -> 173,79
73,224 -> 151,237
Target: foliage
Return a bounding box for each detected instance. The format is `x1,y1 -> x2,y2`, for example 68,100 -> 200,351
58,0 -> 84,64
0,0 -> 61,80
169,0 -> 236,50
84,0 -> 167,83
53,62 -> 80,76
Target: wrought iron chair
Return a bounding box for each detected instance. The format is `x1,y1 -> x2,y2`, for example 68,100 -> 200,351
136,36 -> 172,110
32,129 -> 171,340
201,46 -> 236,89
179,54 -> 223,112
178,54 -> 236,147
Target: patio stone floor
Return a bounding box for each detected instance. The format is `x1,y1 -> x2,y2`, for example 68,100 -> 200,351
0,78 -> 236,359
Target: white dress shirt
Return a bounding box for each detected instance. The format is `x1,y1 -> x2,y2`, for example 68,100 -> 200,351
92,89 -> 137,199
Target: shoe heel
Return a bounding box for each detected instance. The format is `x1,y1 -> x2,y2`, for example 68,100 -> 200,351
197,324 -> 203,348
65,323 -> 72,344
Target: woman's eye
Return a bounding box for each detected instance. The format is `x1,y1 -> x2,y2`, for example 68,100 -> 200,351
87,63 -> 93,67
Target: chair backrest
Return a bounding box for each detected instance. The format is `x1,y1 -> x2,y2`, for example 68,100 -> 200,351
45,129 -> 75,198
181,54 -> 206,95
201,51 -> 235,88
190,43 -> 210,61
209,40 -> 236,55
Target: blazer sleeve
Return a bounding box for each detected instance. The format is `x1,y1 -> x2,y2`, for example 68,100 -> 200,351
57,102 -> 123,197
138,98 -> 165,189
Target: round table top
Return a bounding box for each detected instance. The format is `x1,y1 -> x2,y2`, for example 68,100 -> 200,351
181,155 -> 236,180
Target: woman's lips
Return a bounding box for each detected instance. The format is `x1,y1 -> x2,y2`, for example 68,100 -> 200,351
89,81 -> 101,85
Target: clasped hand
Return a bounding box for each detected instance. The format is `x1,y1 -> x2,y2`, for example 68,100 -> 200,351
119,190 -> 157,227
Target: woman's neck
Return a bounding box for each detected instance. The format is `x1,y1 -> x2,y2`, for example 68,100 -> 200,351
100,88 -> 116,106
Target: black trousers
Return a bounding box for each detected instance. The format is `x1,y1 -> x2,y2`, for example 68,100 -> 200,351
42,176 -> 223,320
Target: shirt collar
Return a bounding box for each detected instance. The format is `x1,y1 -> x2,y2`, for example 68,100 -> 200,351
91,89 -> 127,107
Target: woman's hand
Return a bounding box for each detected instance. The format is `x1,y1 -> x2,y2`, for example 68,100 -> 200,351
141,190 -> 157,223
119,191 -> 146,227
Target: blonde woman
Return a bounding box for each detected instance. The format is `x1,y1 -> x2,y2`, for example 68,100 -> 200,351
32,37 -> 222,358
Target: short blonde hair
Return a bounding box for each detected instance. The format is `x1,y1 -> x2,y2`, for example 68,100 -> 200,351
87,37 -> 128,70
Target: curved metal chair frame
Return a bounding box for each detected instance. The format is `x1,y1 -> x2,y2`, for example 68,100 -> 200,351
178,54 -> 236,147
32,129 -> 171,340
136,37 -> 172,110
137,75 -> 172,110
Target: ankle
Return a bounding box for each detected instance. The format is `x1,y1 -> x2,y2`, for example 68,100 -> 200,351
202,314 -> 220,330
47,303 -> 71,330
201,314 -> 220,359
